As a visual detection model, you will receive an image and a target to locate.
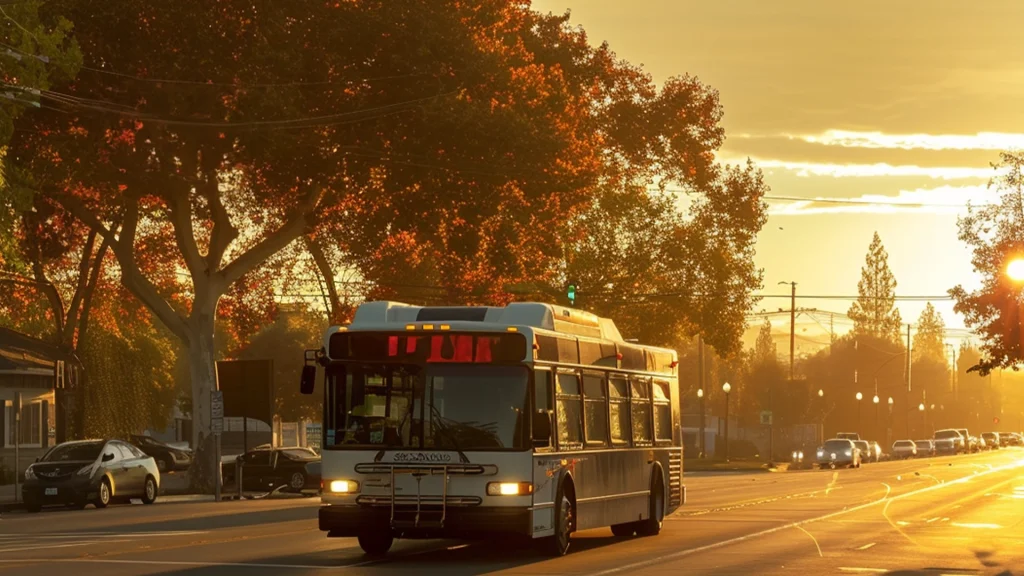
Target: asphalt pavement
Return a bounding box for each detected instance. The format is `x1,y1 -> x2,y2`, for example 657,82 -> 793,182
0,449 -> 1022,575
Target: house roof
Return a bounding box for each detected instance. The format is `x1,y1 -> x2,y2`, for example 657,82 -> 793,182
0,327 -> 77,373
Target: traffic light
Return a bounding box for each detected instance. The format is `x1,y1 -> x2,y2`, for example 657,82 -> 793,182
567,284 -> 576,306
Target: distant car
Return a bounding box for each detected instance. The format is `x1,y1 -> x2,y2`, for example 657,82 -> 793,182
982,432 -> 1000,450
914,440 -> 936,457
836,432 -> 861,441
129,434 -> 192,472
22,439 -> 160,512
892,440 -> 918,459
790,447 -> 814,469
853,440 -> 871,462
222,447 -> 320,494
816,438 -> 861,469
957,429 -> 979,453
934,429 -> 965,454
1007,433 -> 1023,446
973,436 -> 986,451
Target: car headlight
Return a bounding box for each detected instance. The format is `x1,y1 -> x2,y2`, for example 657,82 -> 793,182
816,450 -> 824,457
328,480 -> 359,494
792,451 -> 798,459
845,450 -> 853,457
24,466 -> 36,481
798,451 -> 804,459
486,482 -> 533,496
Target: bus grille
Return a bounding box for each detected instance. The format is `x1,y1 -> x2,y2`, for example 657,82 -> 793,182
668,448 -> 682,507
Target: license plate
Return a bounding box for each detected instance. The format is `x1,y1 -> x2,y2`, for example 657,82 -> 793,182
45,487 -> 58,496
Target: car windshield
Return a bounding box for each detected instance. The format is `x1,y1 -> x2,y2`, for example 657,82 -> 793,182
42,441 -> 104,462
325,363 -> 529,450
823,440 -> 851,450
935,430 -> 961,439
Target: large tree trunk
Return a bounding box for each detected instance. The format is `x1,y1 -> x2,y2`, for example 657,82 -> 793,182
187,304 -> 219,493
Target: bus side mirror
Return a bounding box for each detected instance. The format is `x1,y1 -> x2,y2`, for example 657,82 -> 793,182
532,411 -> 552,448
300,365 -> 316,395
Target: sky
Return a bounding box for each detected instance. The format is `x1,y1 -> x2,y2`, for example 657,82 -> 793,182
532,0 -> 1024,348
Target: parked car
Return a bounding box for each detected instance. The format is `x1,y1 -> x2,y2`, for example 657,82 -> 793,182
129,434 -> 193,472
998,432 -> 1012,447
22,439 -> 160,512
914,440 -> 936,457
222,446 -> 320,494
892,440 -> 918,459
1006,433 -> 1023,446
853,440 -> 872,462
957,429 -> 979,453
816,438 -> 862,469
934,429 -> 965,454
982,432 -> 1000,450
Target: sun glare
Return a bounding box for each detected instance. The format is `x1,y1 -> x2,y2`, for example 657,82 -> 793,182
1007,259 -> 1024,282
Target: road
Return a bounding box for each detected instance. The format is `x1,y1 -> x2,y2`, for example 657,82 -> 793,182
0,449 -> 1022,575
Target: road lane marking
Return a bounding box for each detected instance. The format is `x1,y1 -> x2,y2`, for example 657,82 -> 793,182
0,540 -> 130,553
855,543 -> 876,550
0,531 -> 207,539
794,525 -> 822,557
926,517 -> 940,523
838,568 -> 887,574
586,458 -> 1024,576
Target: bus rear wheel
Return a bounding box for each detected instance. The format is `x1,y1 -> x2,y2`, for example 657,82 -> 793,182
357,532 -> 393,557
610,523 -> 635,538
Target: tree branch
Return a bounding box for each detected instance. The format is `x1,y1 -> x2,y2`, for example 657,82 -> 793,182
167,192 -> 207,281
29,246 -> 67,343
305,236 -> 343,323
218,212 -> 310,289
76,234 -> 111,349
63,230 -> 97,345
203,177 -> 238,270
58,194 -> 192,344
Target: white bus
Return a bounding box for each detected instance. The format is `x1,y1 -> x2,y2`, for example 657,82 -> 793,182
300,301 -> 685,556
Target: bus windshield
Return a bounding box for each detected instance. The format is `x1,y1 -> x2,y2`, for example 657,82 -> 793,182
325,363 -> 529,451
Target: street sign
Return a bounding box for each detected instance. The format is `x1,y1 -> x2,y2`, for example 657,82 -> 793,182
760,410 -> 773,425
211,390 -> 224,434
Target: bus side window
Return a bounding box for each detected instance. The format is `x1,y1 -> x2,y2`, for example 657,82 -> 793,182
534,370 -> 554,448
556,373 -> 583,450
630,378 -> 652,445
608,377 -> 630,445
582,373 -> 607,447
653,380 -> 672,443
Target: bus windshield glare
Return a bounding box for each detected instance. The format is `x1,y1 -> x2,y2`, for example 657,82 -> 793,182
325,363 -> 529,451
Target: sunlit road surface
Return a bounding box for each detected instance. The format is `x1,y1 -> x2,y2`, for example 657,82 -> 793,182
1,450 -> 1023,575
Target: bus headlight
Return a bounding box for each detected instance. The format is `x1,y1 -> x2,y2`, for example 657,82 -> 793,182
329,480 -> 359,494
487,482 -> 533,496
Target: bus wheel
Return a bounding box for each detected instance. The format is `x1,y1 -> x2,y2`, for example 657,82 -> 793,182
544,492 -> 573,556
636,477 -> 665,537
357,532 -> 393,557
610,523 -> 635,538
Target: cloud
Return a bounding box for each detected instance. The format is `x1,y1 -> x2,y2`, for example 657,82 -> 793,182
802,130 -> 1024,151
736,158 -> 995,180
767,184 -> 994,216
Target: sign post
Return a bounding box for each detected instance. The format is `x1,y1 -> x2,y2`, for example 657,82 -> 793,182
14,392 -> 21,504
211,390 -> 224,501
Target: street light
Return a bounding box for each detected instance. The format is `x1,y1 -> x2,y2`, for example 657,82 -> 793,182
697,388 -> 705,459
873,395 -> 880,441
818,389 -> 824,398
856,392 -> 863,434
722,382 -> 732,462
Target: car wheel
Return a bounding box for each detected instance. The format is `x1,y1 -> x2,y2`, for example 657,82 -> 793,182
357,532 -> 394,557
289,472 -> 306,491
95,478 -> 112,509
142,476 -> 158,505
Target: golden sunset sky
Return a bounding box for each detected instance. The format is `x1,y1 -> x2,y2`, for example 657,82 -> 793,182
532,0 -> 1024,347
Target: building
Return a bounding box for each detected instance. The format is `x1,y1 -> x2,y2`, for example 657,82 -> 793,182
0,327 -> 77,478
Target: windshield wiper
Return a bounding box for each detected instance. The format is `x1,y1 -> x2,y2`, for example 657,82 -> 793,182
428,402 -> 470,464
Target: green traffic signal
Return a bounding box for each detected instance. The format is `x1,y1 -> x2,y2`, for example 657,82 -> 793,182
567,284 -> 576,306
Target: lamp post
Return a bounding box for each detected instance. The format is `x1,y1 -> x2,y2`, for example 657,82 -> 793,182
697,388 -> 705,458
722,382 -> 732,461
873,395 -> 880,441
887,397 -> 894,445
856,392 -> 863,435
919,403 -> 926,435
818,389 -> 825,443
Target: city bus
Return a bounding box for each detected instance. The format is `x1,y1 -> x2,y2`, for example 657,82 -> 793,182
299,301 -> 685,556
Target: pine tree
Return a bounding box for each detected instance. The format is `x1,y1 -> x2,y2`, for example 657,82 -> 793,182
848,232 -> 903,342
753,317 -> 777,364
913,302 -> 946,362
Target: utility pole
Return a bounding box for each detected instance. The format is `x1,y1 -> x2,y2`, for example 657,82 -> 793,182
789,283 -> 796,380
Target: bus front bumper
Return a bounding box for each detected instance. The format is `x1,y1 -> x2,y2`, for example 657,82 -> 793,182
319,504 -> 533,539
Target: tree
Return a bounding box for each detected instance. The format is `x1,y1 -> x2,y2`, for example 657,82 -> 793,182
951,152 -> 1024,374
0,0 -> 80,147
5,1 -> 727,489
753,317 -> 777,365
913,302 -> 946,363
848,232 -> 902,342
